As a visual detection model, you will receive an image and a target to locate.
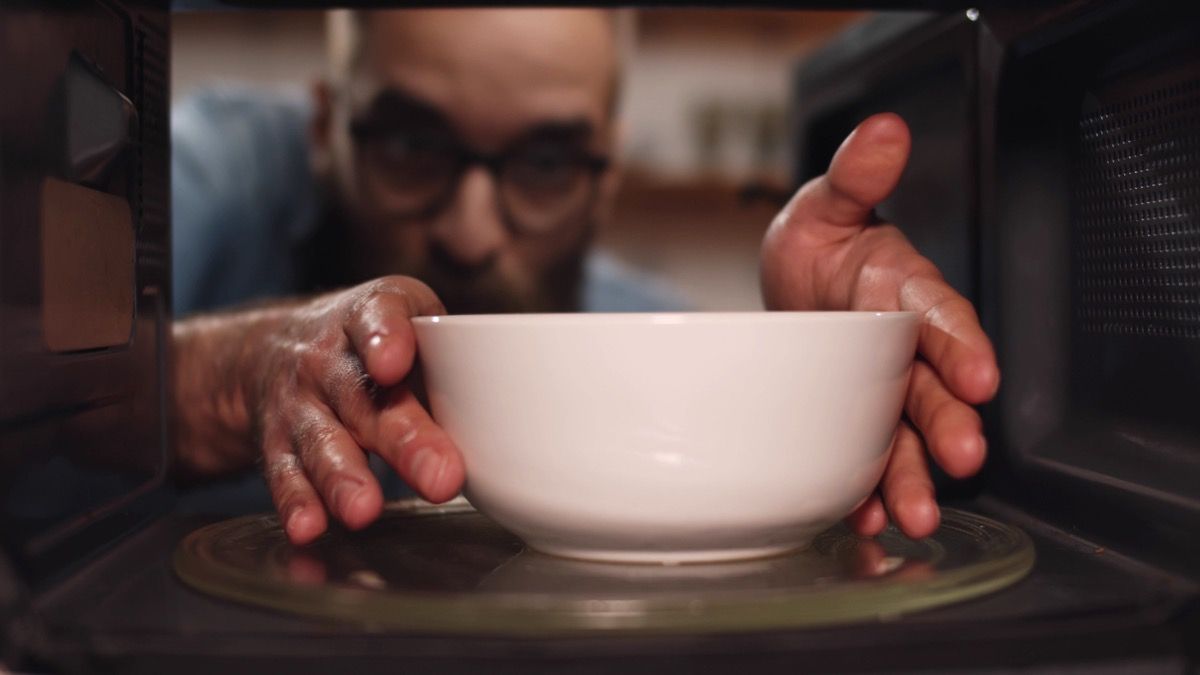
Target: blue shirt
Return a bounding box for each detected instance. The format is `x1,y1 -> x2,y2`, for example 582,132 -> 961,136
171,85 -> 689,318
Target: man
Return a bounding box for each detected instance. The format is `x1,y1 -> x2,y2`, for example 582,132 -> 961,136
172,9 -> 999,547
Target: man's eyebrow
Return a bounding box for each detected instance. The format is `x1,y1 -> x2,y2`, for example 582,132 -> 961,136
514,119 -> 596,144
363,87 -> 598,145
362,87 -> 447,126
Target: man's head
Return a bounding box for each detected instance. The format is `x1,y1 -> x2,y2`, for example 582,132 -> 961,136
312,9 -> 621,313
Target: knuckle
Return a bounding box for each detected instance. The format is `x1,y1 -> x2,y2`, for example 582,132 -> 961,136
921,398 -> 960,437
378,412 -> 422,453
290,411 -> 339,455
924,395 -> 959,428
894,258 -> 944,293
353,288 -> 389,316
296,342 -> 331,376
348,286 -> 415,330
909,371 -> 944,412
328,366 -> 370,409
314,329 -> 345,353
263,453 -> 304,489
899,465 -> 932,488
905,253 -> 942,279
275,485 -> 313,514
374,276 -> 443,316
928,295 -> 974,326
378,274 -> 433,298
303,424 -> 342,457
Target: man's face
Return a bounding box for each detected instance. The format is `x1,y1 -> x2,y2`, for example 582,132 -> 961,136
317,10 -> 619,314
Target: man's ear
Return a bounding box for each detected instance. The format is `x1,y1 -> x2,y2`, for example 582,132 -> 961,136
310,79 -> 334,174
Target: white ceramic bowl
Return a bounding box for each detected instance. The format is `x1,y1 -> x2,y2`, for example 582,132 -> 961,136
411,312 -> 919,564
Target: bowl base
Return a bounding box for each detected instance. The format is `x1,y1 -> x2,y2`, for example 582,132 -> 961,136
527,541 -> 810,565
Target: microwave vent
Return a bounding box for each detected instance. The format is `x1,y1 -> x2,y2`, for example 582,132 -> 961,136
1075,75 -> 1200,339
134,22 -> 168,237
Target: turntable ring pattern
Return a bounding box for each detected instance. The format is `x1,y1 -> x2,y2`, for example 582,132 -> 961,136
174,499 -> 1034,634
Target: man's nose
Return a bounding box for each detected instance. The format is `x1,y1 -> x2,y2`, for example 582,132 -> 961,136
431,166 -> 508,269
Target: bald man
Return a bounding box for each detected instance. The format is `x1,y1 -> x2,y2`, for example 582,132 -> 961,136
172,10 -> 999,547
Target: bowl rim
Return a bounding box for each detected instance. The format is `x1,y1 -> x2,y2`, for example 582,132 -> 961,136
411,311 -> 920,326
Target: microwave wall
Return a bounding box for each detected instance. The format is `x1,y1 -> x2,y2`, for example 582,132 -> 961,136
792,2 -> 1200,577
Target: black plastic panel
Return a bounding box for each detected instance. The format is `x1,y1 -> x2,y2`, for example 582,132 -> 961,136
0,0 -> 172,590
1072,56 -> 1200,435
790,0 -> 1200,577
980,0 -> 1200,577
135,17 -> 170,236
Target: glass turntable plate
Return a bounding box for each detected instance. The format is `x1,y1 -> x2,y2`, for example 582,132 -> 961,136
174,498 -> 1034,634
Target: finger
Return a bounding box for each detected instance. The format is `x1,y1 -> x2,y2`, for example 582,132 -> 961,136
366,386 -> 465,504
900,274 -> 1000,404
882,421 -> 940,540
905,360 -> 987,478
344,277 -> 446,387
262,424 -> 327,546
777,112 -> 911,237
314,353 -> 466,503
289,401 -> 383,531
850,539 -> 889,578
845,493 -> 888,537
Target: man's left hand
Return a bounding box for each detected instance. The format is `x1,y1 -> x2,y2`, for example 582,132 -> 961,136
760,112 -> 1000,539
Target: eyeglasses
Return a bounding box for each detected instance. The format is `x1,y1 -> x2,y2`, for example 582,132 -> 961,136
350,118 -> 610,236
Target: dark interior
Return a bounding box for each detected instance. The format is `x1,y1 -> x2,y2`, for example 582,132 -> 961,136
792,1 -> 1200,580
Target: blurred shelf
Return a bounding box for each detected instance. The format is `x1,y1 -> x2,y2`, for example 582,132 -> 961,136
603,169 -> 779,311
636,9 -> 868,51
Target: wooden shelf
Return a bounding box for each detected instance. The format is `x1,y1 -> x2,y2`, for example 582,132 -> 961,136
635,9 -> 867,51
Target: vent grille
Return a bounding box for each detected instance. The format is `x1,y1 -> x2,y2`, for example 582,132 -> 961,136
134,22 -> 168,234
1075,76 -> 1200,338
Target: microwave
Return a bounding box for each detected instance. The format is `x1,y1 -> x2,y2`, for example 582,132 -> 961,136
2,1 -> 1196,672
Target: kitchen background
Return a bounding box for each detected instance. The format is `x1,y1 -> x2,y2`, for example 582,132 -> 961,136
172,9 -> 868,310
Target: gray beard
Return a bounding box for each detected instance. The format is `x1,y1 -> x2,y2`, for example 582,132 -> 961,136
312,192 -> 592,315
409,252 -> 586,315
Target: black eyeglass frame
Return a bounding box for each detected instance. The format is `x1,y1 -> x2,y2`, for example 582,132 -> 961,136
349,118 -> 612,236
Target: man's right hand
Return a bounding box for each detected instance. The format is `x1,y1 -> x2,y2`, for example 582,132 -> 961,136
173,276 -> 465,545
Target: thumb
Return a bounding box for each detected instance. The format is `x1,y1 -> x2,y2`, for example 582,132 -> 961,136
778,112 -> 911,235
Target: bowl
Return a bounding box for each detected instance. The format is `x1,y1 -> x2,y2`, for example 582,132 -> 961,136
411,312 -> 919,564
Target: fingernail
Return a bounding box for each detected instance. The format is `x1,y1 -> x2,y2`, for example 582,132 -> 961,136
285,505 -> 315,542
330,478 -> 364,515
285,505 -> 302,533
410,447 -> 443,491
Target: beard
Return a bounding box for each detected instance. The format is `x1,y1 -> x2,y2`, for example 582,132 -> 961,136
311,191 -> 593,315
407,247 -> 587,315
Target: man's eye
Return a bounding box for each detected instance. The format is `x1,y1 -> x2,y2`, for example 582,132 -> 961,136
512,148 -> 580,178
377,135 -> 420,161
370,130 -> 444,157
